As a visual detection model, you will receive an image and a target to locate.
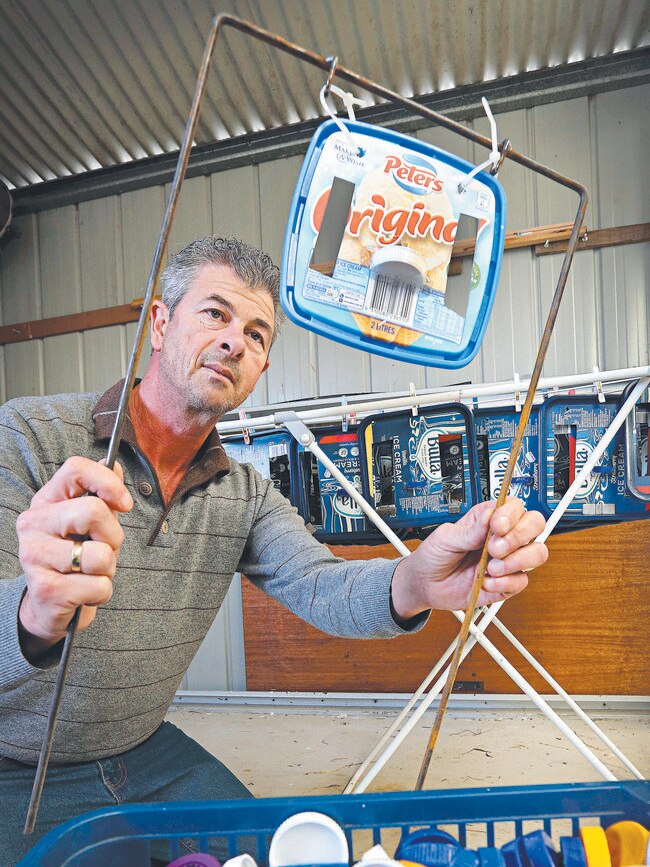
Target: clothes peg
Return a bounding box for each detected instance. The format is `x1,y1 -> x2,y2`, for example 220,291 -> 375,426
409,382 -> 419,416
593,366 -> 605,403
238,409 -> 252,444
513,373 -> 522,413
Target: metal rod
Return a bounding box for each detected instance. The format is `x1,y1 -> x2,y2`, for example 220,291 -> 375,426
415,184 -> 588,790
26,12 -> 591,828
23,15 -> 225,838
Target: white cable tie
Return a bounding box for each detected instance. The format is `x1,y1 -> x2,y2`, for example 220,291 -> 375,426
458,97 -> 501,193
319,83 -> 365,155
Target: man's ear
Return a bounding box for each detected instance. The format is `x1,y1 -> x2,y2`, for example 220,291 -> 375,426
261,358 -> 270,374
150,300 -> 169,351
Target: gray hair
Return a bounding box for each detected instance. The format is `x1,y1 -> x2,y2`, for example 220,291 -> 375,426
160,236 -> 284,343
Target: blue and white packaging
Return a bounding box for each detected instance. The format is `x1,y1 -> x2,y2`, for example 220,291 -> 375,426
474,406 -> 542,512
222,432 -> 299,507
359,404 -> 478,529
540,395 -> 649,524
281,119 -> 506,369
296,427 -> 381,543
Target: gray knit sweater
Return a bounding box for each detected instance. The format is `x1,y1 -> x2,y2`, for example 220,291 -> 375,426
0,383 -> 419,764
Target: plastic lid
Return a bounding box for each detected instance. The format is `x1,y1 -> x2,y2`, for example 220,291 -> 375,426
370,246 -> 428,282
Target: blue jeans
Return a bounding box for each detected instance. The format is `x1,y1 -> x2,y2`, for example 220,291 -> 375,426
1,721 -> 253,866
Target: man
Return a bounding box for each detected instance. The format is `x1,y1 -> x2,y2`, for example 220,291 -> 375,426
0,237 -> 547,863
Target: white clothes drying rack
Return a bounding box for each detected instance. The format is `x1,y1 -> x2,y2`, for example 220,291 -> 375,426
217,365 -> 650,789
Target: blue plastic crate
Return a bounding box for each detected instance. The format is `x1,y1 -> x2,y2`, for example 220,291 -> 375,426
18,781 -> 650,866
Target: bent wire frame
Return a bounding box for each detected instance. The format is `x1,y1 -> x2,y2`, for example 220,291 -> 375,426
27,14 -> 591,830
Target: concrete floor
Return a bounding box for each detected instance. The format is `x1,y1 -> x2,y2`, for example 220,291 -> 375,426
166,704 -> 649,797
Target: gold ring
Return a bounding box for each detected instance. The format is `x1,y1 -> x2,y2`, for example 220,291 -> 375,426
70,541 -> 83,573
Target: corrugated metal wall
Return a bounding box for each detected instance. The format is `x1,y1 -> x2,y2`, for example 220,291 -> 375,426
1,85 -> 648,690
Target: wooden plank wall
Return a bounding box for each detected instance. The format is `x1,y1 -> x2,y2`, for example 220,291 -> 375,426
242,521 -> 650,695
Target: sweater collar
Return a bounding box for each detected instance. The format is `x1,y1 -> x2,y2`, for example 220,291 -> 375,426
91,379 -> 231,485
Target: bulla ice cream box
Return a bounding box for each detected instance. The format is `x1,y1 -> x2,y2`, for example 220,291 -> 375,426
540,395 -> 649,524
281,119 -> 506,369
359,404 -> 478,529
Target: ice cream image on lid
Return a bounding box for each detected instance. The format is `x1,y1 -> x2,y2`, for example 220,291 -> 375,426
281,118 -> 506,369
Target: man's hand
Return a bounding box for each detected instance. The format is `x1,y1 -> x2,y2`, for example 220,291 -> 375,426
390,498 -> 548,620
16,457 -> 133,658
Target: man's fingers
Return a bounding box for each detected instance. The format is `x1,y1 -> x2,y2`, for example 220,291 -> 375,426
23,572 -> 114,622
488,508 -> 545,558
479,570 -> 529,605
18,497 -> 125,552
31,456 -> 133,512
436,501 -> 496,553
486,540 -> 549,579
50,538 -> 118,577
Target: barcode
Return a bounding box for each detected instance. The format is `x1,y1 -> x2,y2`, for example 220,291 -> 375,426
366,275 -> 418,324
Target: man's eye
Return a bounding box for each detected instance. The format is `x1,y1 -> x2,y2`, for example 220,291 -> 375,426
206,309 -> 223,320
249,331 -> 263,343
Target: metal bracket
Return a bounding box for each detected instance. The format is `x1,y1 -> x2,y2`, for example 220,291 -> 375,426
276,411 -> 315,447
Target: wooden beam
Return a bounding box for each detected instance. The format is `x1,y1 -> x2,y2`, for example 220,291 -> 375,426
0,300 -> 143,346
451,221 -> 584,258
534,222 -> 650,256
0,220 -> 644,348
312,222 -> 586,275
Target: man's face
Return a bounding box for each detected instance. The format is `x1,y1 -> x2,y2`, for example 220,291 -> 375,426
151,262 -> 275,418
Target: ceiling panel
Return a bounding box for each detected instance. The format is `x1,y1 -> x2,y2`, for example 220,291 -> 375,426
0,0 -> 648,190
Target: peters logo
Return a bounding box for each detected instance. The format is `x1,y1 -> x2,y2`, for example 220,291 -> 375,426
383,154 -> 444,195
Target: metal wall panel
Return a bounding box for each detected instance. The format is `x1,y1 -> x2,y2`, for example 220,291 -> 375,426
79,197 -> 128,392
593,87 -> 650,370
1,85 -> 648,690
0,213 -> 44,400
259,155 -> 318,405
2,0 -> 649,190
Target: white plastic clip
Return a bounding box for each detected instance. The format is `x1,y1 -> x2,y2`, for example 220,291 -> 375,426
409,382 -> 419,416
458,97 -> 501,194
593,366 -> 605,403
238,409 -> 252,445
513,372 -> 522,413
320,69 -> 366,157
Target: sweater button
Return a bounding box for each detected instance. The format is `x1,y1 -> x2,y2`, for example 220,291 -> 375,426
161,520 -> 169,535
139,481 -> 153,496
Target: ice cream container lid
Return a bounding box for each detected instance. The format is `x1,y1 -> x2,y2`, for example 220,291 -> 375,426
268,810 -> 349,866
281,118 -> 506,370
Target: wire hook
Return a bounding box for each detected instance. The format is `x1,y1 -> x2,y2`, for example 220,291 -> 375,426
324,54 -> 338,93
458,97 -> 505,193
320,55 -> 366,156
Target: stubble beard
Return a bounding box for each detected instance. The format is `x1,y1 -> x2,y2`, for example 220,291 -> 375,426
160,350 -> 242,420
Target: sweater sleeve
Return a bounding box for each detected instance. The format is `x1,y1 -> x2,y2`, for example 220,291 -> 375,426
0,402 -> 60,690
237,473 -> 428,639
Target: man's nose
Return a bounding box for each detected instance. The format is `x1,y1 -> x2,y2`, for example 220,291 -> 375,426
216,323 -> 246,358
